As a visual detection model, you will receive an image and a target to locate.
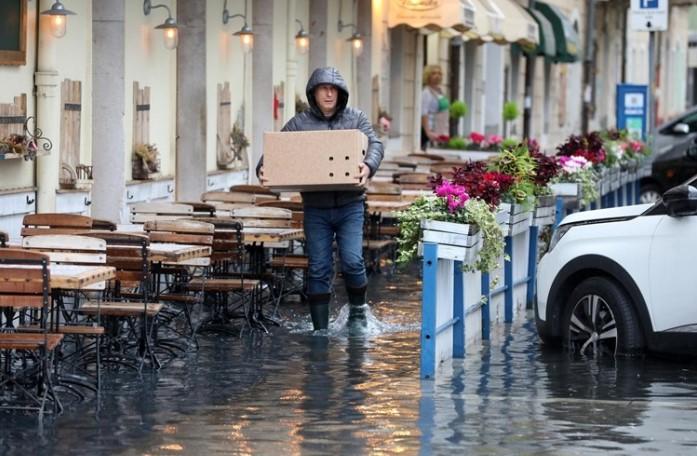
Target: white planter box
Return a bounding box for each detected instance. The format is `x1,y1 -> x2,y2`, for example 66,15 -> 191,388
550,182 -> 580,196
418,219 -> 481,263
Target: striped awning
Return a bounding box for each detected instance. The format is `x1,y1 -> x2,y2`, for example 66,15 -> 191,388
388,0 -> 477,33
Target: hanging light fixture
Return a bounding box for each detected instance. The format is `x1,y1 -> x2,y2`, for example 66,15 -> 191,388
143,0 -> 178,50
295,19 -> 310,55
223,0 -> 254,53
40,1 -> 76,39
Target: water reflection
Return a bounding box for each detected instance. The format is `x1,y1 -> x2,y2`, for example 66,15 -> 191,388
1,271 -> 697,455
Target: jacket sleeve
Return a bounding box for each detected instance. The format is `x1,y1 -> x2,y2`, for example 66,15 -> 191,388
256,116 -> 300,178
356,110 -> 384,178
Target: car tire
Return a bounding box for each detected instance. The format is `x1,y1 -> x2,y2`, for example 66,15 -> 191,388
562,277 -> 643,357
640,184 -> 662,204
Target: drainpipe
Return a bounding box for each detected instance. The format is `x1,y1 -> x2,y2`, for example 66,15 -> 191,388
35,0 -> 61,213
581,0 -> 596,134
522,0 -> 535,140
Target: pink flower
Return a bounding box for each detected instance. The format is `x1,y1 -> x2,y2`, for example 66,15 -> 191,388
488,135 -> 503,145
629,140 -> 643,153
469,132 -> 486,145
435,182 -> 470,213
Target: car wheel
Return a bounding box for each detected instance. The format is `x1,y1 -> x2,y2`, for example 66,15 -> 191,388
640,184 -> 662,204
563,277 -> 643,357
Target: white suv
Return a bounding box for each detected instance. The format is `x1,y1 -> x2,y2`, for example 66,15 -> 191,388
536,181 -> 697,357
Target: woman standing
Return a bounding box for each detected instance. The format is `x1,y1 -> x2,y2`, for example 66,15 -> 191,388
420,65 -> 449,151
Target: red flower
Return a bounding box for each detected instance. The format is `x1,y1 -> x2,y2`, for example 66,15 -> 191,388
468,132 -> 486,145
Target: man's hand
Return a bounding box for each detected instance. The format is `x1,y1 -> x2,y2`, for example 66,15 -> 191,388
258,166 -> 268,185
356,162 -> 371,188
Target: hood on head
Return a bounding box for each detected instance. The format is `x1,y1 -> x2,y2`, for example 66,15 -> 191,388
305,67 -> 349,118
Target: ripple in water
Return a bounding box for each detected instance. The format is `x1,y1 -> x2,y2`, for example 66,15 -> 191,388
286,303 -> 418,338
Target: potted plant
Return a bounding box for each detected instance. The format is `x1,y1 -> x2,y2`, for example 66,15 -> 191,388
502,101 -> 519,137
132,143 -> 160,180
449,100 -> 468,137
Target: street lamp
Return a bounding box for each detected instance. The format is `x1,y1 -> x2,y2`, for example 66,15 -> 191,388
295,19 -> 310,55
40,1 -> 76,39
223,0 -> 254,54
143,0 -> 178,50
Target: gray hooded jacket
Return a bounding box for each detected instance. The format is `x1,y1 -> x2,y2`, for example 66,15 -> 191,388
256,67 -> 384,208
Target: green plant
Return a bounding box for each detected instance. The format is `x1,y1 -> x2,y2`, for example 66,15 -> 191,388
449,100 -> 468,119
396,196 -> 504,273
488,143 -> 537,207
501,137 -> 519,149
503,101 -> 519,122
447,137 -> 466,149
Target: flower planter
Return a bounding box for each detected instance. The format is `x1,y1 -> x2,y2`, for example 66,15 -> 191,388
427,147 -> 499,162
609,167 -> 621,191
508,203 -> 533,236
419,219 -> 481,263
533,195 -> 556,227
549,182 -> 581,197
495,202 -> 512,235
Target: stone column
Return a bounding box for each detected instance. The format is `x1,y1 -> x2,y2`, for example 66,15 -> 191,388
356,0 -> 373,117
175,0 -> 207,202
35,0 -> 61,213
309,0 -> 328,72
251,0 -> 274,182
91,0 -> 126,222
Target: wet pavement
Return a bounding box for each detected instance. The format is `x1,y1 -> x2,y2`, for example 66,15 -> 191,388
2,268 -> 697,455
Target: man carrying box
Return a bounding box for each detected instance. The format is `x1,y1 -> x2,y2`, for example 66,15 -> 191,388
257,67 -> 384,332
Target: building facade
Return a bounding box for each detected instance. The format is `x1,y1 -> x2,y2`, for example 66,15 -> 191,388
0,0 -> 693,238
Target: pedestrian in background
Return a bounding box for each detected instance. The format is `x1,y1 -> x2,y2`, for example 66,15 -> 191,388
421,64 -> 449,150
257,67 -> 384,332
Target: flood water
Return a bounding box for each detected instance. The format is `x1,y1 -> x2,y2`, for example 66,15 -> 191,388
2,269 -> 697,455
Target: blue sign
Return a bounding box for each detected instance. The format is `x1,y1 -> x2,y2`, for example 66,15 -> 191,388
640,0 -> 659,8
616,84 -> 648,140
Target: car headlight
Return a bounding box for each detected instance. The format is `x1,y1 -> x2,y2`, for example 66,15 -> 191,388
548,224 -> 572,253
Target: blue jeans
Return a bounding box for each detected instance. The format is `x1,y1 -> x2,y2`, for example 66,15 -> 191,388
303,201 -> 367,295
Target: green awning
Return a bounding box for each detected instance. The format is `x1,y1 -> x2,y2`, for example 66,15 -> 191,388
525,7 -> 556,58
534,1 -> 579,63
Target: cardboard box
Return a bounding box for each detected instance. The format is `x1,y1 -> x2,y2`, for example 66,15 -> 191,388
263,129 -> 368,192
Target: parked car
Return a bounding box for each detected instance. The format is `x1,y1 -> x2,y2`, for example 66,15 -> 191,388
640,106 -> 697,203
536,178 -> 697,357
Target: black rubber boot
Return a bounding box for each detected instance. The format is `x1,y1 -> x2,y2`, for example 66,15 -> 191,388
307,293 -> 331,331
346,285 -> 368,330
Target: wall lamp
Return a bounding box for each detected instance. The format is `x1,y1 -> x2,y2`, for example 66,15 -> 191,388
338,19 -> 363,57
337,0 -> 363,57
295,19 -> 310,55
143,0 -> 178,50
223,0 -> 254,53
40,1 -> 76,39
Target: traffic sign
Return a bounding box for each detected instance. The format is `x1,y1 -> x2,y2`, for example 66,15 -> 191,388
629,0 -> 668,31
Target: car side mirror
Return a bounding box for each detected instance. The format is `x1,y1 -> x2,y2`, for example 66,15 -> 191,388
663,184 -> 697,217
673,123 -> 690,135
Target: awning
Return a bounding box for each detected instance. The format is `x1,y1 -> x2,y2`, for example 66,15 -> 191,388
465,0 -> 504,43
534,1 -> 579,63
492,0 -> 539,48
526,7 -> 556,57
388,0 -> 477,33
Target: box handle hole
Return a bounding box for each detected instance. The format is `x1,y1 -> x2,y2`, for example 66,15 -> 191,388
345,156 -> 350,160
329,172 -> 334,177
345,172 -> 350,177
329,156 -> 334,161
